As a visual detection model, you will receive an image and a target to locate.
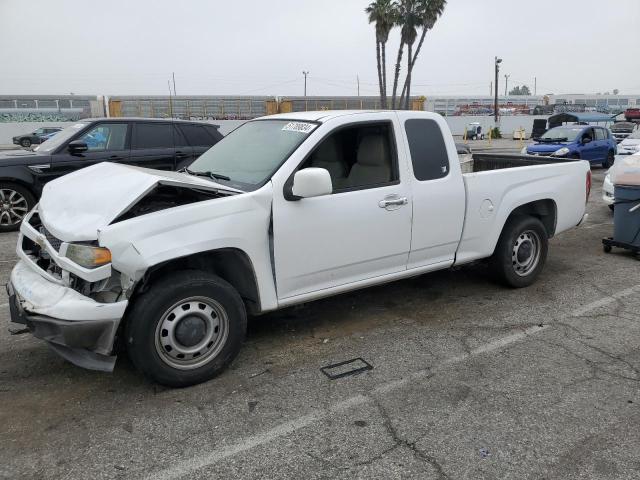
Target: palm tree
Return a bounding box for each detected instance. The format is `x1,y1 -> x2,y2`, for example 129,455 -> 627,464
400,0 -> 446,108
391,0 -> 420,109
366,0 -> 396,108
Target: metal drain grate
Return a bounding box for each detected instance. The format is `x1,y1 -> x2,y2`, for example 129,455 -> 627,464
320,358 -> 373,380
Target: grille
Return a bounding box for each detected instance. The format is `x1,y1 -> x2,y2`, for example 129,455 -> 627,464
39,226 -> 62,252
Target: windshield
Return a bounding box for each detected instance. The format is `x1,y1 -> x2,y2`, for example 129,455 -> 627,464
188,120 -> 317,190
540,126 -> 583,142
37,122 -> 89,152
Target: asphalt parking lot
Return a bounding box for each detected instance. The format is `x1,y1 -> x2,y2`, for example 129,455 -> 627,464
2,166 -> 640,480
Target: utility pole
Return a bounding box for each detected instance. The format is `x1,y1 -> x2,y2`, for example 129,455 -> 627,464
357,75 -> 360,97
494,56 -> 502,123
302,71 -> 309,111
168,80 -> 174,118
504,74 -> 510,96
534,77 -> 537,96
490,81 -> 493,96
172,72 -> 177,96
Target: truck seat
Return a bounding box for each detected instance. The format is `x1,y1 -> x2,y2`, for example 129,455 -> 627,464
346,134 -> 391,187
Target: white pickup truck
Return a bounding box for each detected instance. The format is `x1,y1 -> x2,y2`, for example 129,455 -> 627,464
7,111 -> 591,386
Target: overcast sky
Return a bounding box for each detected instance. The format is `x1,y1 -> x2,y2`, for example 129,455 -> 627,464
1,0 -> 639,97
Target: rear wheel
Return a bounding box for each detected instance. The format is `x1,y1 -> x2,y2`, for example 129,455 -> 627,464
125,270 -> 247,387
0,183 -> 35,232
20,138 -> 31,148
602,151 -> 614,169
490,216 -> 549,288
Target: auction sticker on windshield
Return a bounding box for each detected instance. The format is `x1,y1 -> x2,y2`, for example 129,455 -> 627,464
282,122 -> 317,134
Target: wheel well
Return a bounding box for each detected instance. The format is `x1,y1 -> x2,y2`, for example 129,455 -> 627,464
0,178 -> 38,200
505,199 -> 557,238
133,248 -> 261,315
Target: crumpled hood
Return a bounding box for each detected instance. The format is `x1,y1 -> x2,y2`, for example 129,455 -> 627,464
39,162 -> 242,242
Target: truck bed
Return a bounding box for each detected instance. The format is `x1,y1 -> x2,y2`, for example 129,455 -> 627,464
461,153 -> 577,174
455,153 -> 590,265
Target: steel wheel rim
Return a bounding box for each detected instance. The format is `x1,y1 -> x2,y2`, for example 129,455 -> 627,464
0,189 -> 28,226
512,229 -> 541,277
154,296 -> 229,370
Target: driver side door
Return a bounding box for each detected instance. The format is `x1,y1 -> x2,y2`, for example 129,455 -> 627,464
578,127 -> 597,161
271,115 -> 413,301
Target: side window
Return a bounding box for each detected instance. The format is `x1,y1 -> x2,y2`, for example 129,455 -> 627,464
405,119 -> 449,181
595,128 -> 605,140
582,128 -> 594,142
132,123 -> 173,149
77,123 -> 128,151
178,124 -> 215,146
300,122 -> 397,192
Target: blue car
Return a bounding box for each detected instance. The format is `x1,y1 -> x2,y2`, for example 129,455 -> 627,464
524,125 -> 617,168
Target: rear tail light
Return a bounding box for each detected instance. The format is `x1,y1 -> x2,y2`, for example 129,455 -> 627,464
586,170 -> 592,204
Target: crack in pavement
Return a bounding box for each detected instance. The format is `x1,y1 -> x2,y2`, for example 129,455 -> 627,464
373,397 -> 450,480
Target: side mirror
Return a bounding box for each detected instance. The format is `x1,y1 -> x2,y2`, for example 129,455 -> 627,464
285,168 -> 332,200
582,137 -> 592,144
68,141 -> 88,154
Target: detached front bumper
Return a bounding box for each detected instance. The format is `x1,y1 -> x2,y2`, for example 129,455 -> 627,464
8,260 -> 128,371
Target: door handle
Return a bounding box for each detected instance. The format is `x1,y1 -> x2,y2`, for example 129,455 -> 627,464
109,155 -> 124,161
378,196 -> 408,209
175,151 -> 189,159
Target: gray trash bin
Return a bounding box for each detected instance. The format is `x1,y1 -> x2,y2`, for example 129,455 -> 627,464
613,185 -> 640,247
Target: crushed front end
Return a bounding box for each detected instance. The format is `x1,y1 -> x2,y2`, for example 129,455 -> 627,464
7,209 -> 128,371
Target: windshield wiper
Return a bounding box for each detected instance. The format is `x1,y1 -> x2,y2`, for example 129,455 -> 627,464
180,167 -> 230,181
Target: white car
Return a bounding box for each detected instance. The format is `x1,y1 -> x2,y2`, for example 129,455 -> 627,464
616,129 -> 640,157
603,151 -> 640,209
603,169 -> 615,209
7,110 -> 591,386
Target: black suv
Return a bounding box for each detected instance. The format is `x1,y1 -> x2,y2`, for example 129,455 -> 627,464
12,127 -> 63,148
0,118 -> 223,231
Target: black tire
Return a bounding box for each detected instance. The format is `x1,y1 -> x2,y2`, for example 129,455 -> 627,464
20,138 -> 31,148
489,216 -> 549,288
602,151 -> 614,169
0,183 -> 35,232
608,204 -> 614,211
125,270 -> 247,387
603,244 -> 612,253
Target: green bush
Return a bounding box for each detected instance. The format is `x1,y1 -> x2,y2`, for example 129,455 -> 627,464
490,127 -> 502,139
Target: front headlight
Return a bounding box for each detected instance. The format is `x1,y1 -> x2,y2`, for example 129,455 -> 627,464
520,146 -> 528,154
65,244 -> 112,268
551,147 -> 570,157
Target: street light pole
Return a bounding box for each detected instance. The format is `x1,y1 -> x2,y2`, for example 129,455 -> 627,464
302,71 -> 309,111
494,57 -> 502,123
504,74 -> 510,96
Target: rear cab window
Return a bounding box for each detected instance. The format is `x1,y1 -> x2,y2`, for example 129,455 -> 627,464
404,119 -> 450,181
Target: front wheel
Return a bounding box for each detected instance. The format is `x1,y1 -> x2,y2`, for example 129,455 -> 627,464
125,270 -> 247,387
602,151 -> 614,169
20,138 -> 31,148
490,216 -> 549,288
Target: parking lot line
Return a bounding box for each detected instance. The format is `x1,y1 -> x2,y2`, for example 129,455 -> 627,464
147,283 -> 640,480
